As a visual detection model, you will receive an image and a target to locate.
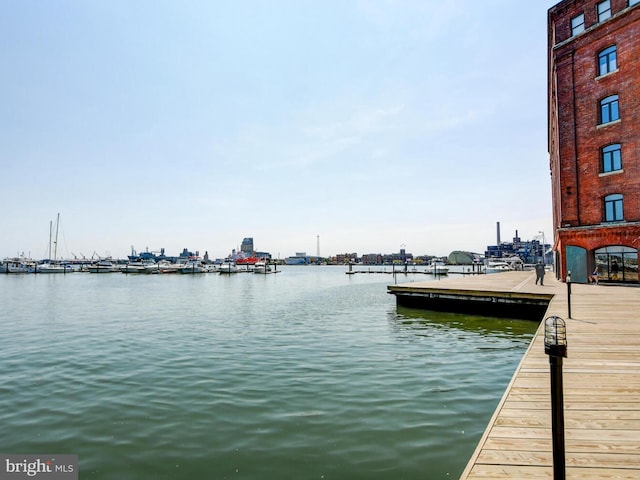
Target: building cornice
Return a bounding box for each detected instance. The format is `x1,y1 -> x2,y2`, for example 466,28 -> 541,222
558,221 -> 640,233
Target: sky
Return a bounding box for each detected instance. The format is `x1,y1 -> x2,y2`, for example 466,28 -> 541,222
1,0 -> 558,261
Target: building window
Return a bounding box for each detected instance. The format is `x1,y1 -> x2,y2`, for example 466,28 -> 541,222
630,0 -> 640,7
604,194 -> 624,221
571,13 -> 585,35
598,1 -> 612,21
595,246 -> 638,283
598,45 -> 617,76
602,144 -> 622,172
600,95 -> 620,124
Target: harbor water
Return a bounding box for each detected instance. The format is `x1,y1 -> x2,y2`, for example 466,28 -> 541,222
0,266 -> 538,479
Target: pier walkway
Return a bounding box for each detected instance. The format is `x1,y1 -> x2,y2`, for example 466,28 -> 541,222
390,272 -> 640,479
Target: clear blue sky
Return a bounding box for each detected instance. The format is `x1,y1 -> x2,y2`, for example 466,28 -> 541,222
1,0 -> 557,260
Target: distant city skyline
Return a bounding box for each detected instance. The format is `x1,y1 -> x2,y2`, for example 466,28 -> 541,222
7,221 -> 548,261
1,1 -> 556,260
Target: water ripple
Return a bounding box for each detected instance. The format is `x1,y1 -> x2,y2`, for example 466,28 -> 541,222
0,269 -> 537,479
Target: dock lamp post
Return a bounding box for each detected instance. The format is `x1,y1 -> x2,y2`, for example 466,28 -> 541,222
539,230 -> 547,264
566,270 -> 572,319
544,316 -> 568,480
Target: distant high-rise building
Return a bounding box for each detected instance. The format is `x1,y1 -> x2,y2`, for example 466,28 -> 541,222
548,0 -> 640,283
241,237 -> 254,255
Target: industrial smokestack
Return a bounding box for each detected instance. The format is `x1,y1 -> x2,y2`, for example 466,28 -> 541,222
496,222 -> 501,245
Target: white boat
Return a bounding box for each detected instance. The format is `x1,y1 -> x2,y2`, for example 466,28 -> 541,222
37,262 -> 69,274
485,261 -> 511,273
218,259 -> 238,274
180,258 -> 207,274
253,261 -> 274,274
38,214 -> 70,273
2,258 -> 33,274
120,262 -> 147,274
87,260 -> 119,273
425,259 -> 449,275
144,260 -> 181,274
9,262 -> 32,273
64,263 -> 84,272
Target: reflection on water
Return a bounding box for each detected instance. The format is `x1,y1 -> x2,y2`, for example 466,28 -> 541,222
394,306 -> 539,339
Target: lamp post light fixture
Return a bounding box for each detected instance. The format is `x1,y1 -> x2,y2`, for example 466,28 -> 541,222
544,316 -> 568,480
545,315 -> 567,357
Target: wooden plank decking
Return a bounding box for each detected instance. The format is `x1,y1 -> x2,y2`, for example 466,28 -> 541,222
391,272 -> 640,479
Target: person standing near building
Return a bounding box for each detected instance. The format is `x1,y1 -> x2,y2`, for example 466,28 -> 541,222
535,261 -> 545,286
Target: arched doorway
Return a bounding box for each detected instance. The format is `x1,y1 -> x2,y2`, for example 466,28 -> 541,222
594,246 -> 639,283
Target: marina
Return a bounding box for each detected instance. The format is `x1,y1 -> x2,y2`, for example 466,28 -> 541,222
0,256 -> 279,275
0,253 -> 507,277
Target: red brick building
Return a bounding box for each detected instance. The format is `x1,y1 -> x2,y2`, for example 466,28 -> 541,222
548,0 -> 640,283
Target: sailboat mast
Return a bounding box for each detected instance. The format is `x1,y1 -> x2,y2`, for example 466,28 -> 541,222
54,212 -> 60,261
48,220 -> 53,260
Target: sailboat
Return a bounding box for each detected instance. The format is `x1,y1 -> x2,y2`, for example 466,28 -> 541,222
38,213 -> 70,273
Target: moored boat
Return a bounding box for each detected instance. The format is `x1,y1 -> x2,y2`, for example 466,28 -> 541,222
144,260 -> 181,274
218,259 -> 238,274
2,257 -> 34,274
425,259 -> 449,275
120,262 -> 147,274
180,258 -> 207,274
485,261 -> 511,273
236,256 -> 260,265
37,262 -> 70,274
87,260 -> 119,273
253,261 -> 273,274
37,214 -> 69,273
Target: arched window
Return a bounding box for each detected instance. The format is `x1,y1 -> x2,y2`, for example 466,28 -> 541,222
601,144 -> 622,172
600,95 -> 619,124
598,45 -> 617,76
604,194 -> 623,221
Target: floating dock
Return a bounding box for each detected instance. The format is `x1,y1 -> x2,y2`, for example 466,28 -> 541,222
387,272 -> 552,320
389,272 -> 640,479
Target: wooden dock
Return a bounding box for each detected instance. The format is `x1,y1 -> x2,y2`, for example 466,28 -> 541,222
389,272 -> 640,479
387,272 -> 553,320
